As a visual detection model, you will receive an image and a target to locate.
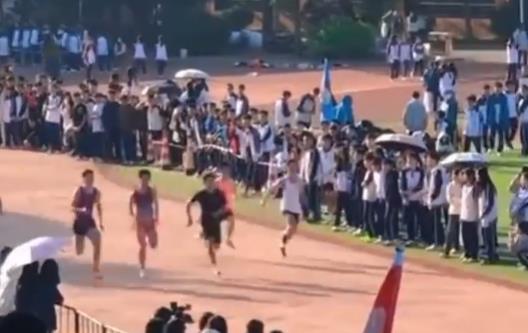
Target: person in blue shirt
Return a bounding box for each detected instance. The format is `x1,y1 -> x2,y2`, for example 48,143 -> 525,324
334,95 -> 355,126
477,84 -> 492,151
488,81 -> 509,154
439,90 -> 458,143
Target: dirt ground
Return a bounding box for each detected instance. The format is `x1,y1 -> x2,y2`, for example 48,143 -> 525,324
1,61 -> 527,333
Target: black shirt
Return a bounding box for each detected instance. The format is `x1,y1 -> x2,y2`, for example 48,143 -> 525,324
72,103 -> 88,130
191,189 -> 226,220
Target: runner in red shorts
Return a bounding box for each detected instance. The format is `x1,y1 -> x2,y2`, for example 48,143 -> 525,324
129,169 -> 159,278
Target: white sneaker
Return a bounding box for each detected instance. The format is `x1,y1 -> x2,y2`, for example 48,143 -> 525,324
139,269 -> 146,279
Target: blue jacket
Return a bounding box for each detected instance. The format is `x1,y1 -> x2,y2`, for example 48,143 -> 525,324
477,94 -> 492,126
334,95 -> 354,125
488,92 -> 509,127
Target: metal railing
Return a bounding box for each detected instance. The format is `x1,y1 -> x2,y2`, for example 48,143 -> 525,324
56,304 -> 130,333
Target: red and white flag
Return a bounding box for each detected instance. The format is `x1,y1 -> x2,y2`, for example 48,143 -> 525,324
362,247 -> 405,333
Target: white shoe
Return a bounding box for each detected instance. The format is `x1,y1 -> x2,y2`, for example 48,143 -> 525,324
139,269 -> 146,279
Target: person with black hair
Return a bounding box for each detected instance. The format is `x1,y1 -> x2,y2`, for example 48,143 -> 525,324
129,169 -> 159,278
71,169 -> 104,280
460,168 -> 480,263
133,35 -> 147,75
0,311 -> 47,333
186,171 -> 230,275
246,319 -> 264,333
33,259 -> 63,332
198,312 -> 215,331
383,158 -> 401,243
360,152 -> 377,240
476,168 -> 499,264
463,94 -> 483,153
299,132 -> 323,222
207,315 -> 228,333
145,317 -> 165,333
15,262 -> 39,313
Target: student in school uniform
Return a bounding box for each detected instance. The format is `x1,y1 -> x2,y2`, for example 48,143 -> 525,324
412,36 -> 426,77
460,168 -> 480,263
113,37 -> 127,70
361,153 -> 377,240
83,43 -> 96,81
21,25 -> 32,65
133,35 -> 147,75
96,34 -> 110,72
300,132 -> 323,222
477,84 -> 492,151
351,146 -> 367,233
386,35 -> 400,79
505,80 -> 519,149
476,168 -> 498,264
444,168 -> 462,257
67,31 -> 82,71
11,23 -> 21,63
488,81 -> 509,154
333,146 -> 353,232
88,93 -> 106,159
518,84 -> 528,155
506,38 -> 519,82
399,152 -> 425,246
463,94 -> 483,153
383,159 -> 401,243
319,134 -> 336,216
399,38 -> 412,78
274,90 -> 293,129
43,84 -> 62,153
425,151 -> 447,250
30,25 -> 40,65
155,35 -> 168,77
373,157 -> 386,243
0,33 -> 10,65
439,64 -> 455,100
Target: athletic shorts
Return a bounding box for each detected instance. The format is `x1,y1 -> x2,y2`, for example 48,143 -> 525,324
136,220 -> 158,248
201,217 -> 222,245
73,217 -> 97,236
282,210 -> 300,224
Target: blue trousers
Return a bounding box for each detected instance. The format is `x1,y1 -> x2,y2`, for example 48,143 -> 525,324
45,122 -> 61,151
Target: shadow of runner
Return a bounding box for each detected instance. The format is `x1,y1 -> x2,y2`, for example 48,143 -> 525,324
0,212 -> 71,247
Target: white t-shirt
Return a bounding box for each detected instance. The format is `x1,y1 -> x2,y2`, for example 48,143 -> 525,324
373,170 -> 386,200
460,185 -> 478,222
387,44 -> 400,63
44,95 -> 62,124
399,43 -> 412,61
446,181 -> 462,216
507,44 -> 519,64
89,103 -> 105,133
362,171 -> 377,202
276,175 -> 303,214
319,148 -> 336,185
147,106 -> 163,131
21,30 -> 31,48
134,42 -> 146,59
96,36 -> 109,56
30,29 -> 39,46
155,43 -> 168,61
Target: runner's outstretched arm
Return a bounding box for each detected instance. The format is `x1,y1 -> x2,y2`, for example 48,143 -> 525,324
96,191 -> 104,231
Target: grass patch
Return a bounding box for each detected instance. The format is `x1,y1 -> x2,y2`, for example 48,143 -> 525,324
102,153 -> 528,288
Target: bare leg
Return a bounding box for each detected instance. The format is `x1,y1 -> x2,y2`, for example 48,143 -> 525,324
280,215 -> 298,257
208,241 -> 221,276
87,228 -> 102,279
225,215 -> 235,248
75,235 -> 85,256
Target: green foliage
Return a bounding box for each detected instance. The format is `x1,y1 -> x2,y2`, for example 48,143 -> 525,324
307,17 -> 376,59
302,0 -> 357,28
490,2 -> 520,40
219,4 -> 254,31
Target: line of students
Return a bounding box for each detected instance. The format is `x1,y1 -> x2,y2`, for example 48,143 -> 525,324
386,35 -> 426,79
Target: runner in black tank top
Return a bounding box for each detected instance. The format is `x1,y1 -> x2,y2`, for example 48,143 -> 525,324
129,169 -> 159,278
71,169 -> 104,281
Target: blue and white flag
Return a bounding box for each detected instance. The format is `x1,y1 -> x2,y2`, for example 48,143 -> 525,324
320,58 -> 335,122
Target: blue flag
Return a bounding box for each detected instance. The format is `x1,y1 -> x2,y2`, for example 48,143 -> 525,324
320,58 -> 335,123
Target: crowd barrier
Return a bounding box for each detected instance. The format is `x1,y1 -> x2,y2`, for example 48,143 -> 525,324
56,304 -> 129,333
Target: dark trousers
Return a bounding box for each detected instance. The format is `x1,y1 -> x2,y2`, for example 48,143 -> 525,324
122,131 -> 137,162
413,59 -> 424,76
334,191 -> 353,227
374,199 -> 386,238
351,197 -> 363,228
520,122 -> 528,156
402,60 -> 411,76
403,201 -> 421,241
4,122 -> 16,147
445,214 -> 460,254
482,220 -> 498,261
45,122 -> 61,151
385,202 -> 400,240
390,60 -> 400,79
463,135 -> 482,153
490,125 -> 505,152
508,117 -> 518,147
430,206 -> 445,246
482,125 -> 489,150
304,182 -> 322,221
134,58 -> 147,74
105,130 -> 122,161
73,130 -> 89,157
363,201 -> 376,237
86,64 -> 94,80
89,132 -> 104,158
97,55 -> 110,71
461,221 -> 479,260
257,152 -> 271,191
156,60 -> 167,76
507,63 -> 518,82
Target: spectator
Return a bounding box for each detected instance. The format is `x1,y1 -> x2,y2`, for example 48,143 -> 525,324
300,132 -> 323,222
296,87 -> 319,128
155,35 -> 168,77
207,315 -> 228,333
513,24 -> 528,69
386,35 -> 400,79
96,33 -> 110,72
334,95 -> 354,126
113,37 -> 127,70
246,319 -> 264,333
506,38 -> 519,82
15,262 -> 39,314
0,311 -> 47,333
33,259 -> 64,332
102,90 -> 121,161
274,90 -> 292,129
198,312 -> 215,332
403,91 -> 427,134
133,35 -> 147,75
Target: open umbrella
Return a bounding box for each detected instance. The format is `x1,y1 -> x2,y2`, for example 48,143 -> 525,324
0,236 -> 70,275
375,133 -> 427,153
440,152 -> 488,168
174,69 -> 210,80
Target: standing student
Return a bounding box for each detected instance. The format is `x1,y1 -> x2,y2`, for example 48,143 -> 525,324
476,168 -> 498,264
333,146 -> 353,231
29,25 -> 40,64
373,157 -> 386,243
155,35 -> 168,77
386,35 -> 400,79
422,61 -> 441,113
67,30 -> 82,71
11,23 -> 21,63
96,34 -> 110,72
506,38 -> 519,82
43,84 -> 62,152
463,94 -> 483,153
351,146 -> 367,232
425,151 -> 447,250
113,37 -> 127,70
444,168 -> 462,257
88,93 -> 105,159
384,159 -> 401,243
518,84 -> 528,155
133,35 -> 147,75
400,152 -> 425,246
296,88 -> 319,129
412,37 -> 425,77
274,90 -> 293,129
460,168 -> 479,263
83,43 -> 96,81
399,38 -> 412,78
488,81 -> 508,154
505,80 -> 519,149
439,64 -> 455,100
361,153 -> 377,240
262,159 -> 304,257
129,169 -> 159,278
186,171 -> 231,275
0,33 -> 10,65
300,133 -> 323,222
477,84 -> 492,151
20,25 -> 31,65
71,169 -> 104,280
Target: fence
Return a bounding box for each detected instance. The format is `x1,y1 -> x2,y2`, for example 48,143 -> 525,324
56,304 -> 129,333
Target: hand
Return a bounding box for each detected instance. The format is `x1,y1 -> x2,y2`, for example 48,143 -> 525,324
187,217 -> 193,227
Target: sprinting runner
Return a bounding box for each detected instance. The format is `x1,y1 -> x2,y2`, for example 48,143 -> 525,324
215,163 -> 236,248
129,169 -> 159,278
261,159 -> 303,257
71,169 -> 104,280
186,171 -> 231,276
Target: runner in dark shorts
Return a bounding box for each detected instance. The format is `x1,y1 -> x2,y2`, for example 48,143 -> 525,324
71,169 -> 104,281
186,171 -> 229,276
129,169 -> 159,278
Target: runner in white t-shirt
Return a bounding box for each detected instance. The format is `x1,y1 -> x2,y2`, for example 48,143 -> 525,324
262,159 -> 304,257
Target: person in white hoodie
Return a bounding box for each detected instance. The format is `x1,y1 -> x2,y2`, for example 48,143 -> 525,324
476,167 -> 498,264
155,35 -> 168,76
425,151 -> 447,250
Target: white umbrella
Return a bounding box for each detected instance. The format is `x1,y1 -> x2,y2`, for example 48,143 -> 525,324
440,152 -> 487,168
375,133 -> 427,152
0,236 -> 70,275
174,69 -> 210,80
